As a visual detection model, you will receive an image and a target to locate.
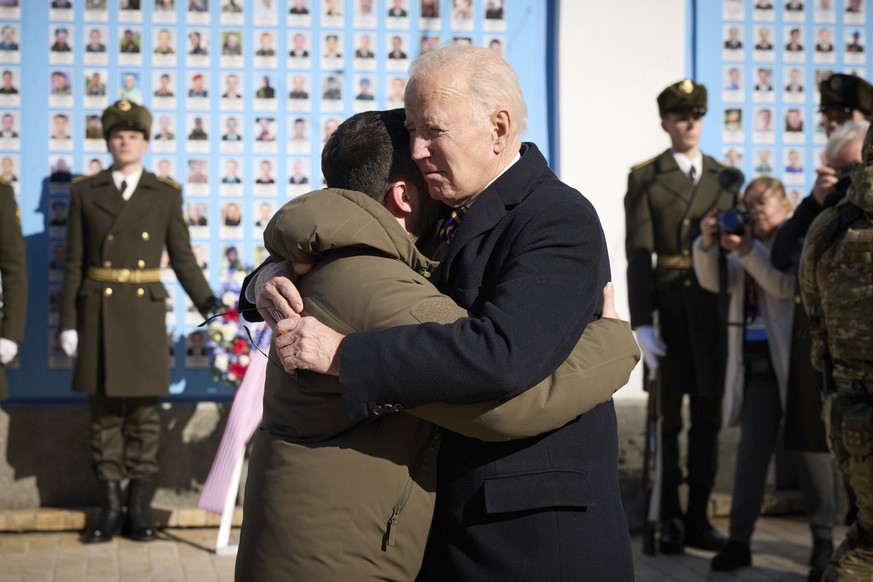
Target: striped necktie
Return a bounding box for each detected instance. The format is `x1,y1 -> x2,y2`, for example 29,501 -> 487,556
439,205 -> 468,245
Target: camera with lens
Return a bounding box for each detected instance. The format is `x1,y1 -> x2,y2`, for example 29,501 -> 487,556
718,207 -> 750,235
833,164 -> 857,197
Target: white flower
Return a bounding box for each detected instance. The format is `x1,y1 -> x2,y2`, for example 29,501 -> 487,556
214,353 -> 229,372
221,291 -> 237,307
227,372 -> 238,382
238,354 -> 250,367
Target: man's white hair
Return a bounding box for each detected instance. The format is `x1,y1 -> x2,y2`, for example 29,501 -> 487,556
408,45 -> 528,139
825,119 -> 870,163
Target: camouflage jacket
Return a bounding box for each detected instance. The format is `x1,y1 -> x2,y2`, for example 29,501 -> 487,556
799,153 -> 873,381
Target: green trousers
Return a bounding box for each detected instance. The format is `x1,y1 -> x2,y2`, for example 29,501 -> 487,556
88,394 -> 160,481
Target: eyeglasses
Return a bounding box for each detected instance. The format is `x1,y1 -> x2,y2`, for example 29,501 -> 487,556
198,307 -> 298,381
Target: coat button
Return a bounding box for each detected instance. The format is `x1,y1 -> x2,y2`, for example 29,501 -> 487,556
105,288 -> 113,296
682,249 -> 690,257
795,295 -> 802,304
372,405 -> 384,415
682,218 -> 691,226
382,403 -> 395,413
137,288 -> 145,297
137,259 -> 145,268
141,232 -> 150,241
684,279 -> 692,288
104,260 -> 112,267
107,234 -> 114,241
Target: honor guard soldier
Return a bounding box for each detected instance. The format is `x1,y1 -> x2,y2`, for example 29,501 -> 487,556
59,100 -> 217,544
0,178 -> 26,399
625,79 -> 734,554
800,122 -> 873,580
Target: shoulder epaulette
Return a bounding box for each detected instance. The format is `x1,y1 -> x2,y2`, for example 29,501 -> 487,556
0,176 -> 10,187
155,175 -> 182,190
631,156 -> 657,172
71,174 -> 90,185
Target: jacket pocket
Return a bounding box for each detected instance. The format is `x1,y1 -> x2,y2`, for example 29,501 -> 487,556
147,284 -> 169,302
483,469 -> 594,514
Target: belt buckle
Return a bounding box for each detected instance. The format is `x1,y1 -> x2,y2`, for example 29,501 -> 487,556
116,268 -> 131,283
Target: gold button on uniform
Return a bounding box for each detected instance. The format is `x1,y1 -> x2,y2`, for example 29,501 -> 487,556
682,249 -> 690,257
141,232 -> 150,241
137,259 -> 145,268
107,234 -> 115,241
137,288 -> 145,297
104,260 -> 112,267
105,288 -> 113,296
682,218 -> 691,225
684,279 -> 692,288
795,295 -> 802,304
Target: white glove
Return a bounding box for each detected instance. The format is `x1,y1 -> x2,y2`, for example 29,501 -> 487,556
634,325 -> 666,371
0,338 -> 17,365
60,329 -> 78,358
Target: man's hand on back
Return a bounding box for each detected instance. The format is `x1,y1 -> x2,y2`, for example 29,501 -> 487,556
273,316 -> 344,376
251,260 -> 306,329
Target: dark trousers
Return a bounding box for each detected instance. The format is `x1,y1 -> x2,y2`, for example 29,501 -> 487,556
729,341 -> 834,543
656,278 -> 727,518
88,393 -> 160,481
660,388 -> 722,517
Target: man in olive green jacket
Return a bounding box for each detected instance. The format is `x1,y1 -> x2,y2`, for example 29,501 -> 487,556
0,179 -> 26,399
236,110 -> 640,580
60,100 -> 215,544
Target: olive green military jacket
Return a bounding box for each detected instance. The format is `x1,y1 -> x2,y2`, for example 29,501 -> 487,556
236,189 -> 640,581
0,182 -> 26,399
60,169 -> 213,396
625,149 -> 735,327
800,160 -> 873,381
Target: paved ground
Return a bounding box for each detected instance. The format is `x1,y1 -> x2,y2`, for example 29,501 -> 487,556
0,516 -> 847,581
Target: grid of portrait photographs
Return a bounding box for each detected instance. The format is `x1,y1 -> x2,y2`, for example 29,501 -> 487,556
15,0 -> 509,374
706,0 -> 870,209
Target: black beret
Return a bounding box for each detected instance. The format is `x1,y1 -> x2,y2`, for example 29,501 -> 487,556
657,79 -> 708,118
101,99 -> 153,140
819,73 -> 873,115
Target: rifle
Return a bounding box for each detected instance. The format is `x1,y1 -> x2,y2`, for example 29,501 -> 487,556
641,364 -> 662,556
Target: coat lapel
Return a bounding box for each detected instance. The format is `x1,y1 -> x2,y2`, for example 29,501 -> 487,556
91,170 -> 126,219
685,156 -> 728,223
655,150 -> 694,204
440,144 -> 543,276
111,171 -> 160,234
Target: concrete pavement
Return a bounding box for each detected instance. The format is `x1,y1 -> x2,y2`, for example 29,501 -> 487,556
0,515 -> 847,581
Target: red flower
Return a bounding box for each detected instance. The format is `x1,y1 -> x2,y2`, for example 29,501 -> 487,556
230,362 -> 247,378
225,307 -> 240,322
232,337 -> 247,355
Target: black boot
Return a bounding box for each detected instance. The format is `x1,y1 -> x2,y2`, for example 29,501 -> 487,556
711,540 -> 751,571
82,480 -> 123,544
684,490 -> 725,551
807,538 -> 833,582
659,517 -> 685,554
123,479 -> 157,542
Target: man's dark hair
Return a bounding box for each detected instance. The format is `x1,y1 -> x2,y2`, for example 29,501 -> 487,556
321,109 -> 423,204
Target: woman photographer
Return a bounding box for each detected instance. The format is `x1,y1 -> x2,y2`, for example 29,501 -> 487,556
693,177 -> 835,579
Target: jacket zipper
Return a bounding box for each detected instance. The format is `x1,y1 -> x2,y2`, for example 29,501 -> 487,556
382,427 -> 442,551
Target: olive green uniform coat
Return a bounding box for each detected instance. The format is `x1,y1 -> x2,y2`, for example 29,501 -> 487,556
0,181 -> 26,399
60,169 -> 213,396
236,189 -> 640,581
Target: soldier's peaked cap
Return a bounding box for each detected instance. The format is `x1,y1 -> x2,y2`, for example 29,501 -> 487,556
819,73 -> 873,115
657,79 -> 707,118
101,99 -> 152,140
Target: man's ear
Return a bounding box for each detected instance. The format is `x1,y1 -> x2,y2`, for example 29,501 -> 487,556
384,180 -> 413,218
492,109 -> 511,154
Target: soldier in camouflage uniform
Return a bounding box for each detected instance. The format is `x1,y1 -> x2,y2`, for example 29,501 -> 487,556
800,121 -> 873,580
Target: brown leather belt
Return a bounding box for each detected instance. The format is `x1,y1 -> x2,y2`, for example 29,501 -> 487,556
656,255 -> 694,270
87,266 -> 161,284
